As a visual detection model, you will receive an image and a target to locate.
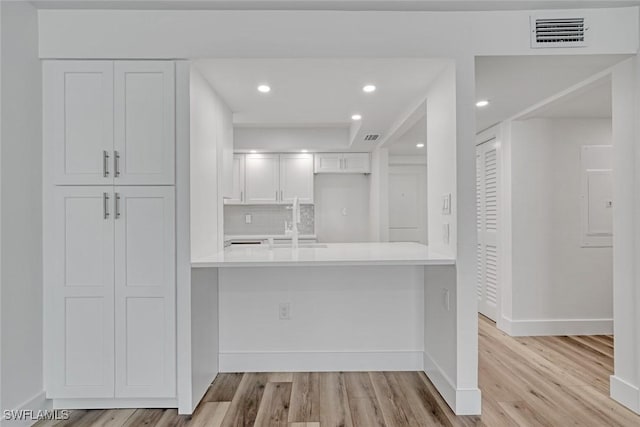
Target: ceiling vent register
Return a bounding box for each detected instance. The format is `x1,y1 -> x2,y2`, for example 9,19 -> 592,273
363,134 -> 381,142
530,16 -> 588,49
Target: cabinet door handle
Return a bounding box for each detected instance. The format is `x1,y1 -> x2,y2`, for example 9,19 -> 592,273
114,150 -> 121,178
103,151 -> 110,177
343,158 -> 347,170
115,193 -> 121,219
276,190 -> 279,201
103,192 -> 110,219
240,191 -> 244,203
280,190 -> 283,201
340,158 -> 344,169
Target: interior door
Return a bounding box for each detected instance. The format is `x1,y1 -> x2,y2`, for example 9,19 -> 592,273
114,186 -> 176,398
477,140 -> 499,321
114,61 -> 175,185
46,61 -> 114,185
51,187 -> 115,398
280,153 -> 314,204
245,154 -> 280,204
388,165 -> 427,244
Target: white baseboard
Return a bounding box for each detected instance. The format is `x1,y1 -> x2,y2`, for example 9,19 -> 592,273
610,375 -> 640,414
219,351 -> 423,372
423,351 -> 481,415
1,391 -> 51,427
500,317 -> 613,336
52,398 -> 177,410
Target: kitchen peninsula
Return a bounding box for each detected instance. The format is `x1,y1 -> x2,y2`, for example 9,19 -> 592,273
190,242 -> 469,414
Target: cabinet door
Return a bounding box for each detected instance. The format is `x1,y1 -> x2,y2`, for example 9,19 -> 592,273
45,61 -> 114,185
245,154 -> 280,204
50,187 -> 115,398
114,61 -> 175,185
343,153 -> 371,173
280,154 -> 314,204
226,154 -> 245,204
314,153 -> 343,173
114,186 -> 176,398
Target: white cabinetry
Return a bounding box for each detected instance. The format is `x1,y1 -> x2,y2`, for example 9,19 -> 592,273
227,154 -> 246,204
114,62 -> 175,185
314,153 -> 370,174
279,154 -> 314,204
44,60 -> 177,405
45,61 -> 175,186
245,154 -> 280,204
114,187 -> 175,398
232,153 -> 314,204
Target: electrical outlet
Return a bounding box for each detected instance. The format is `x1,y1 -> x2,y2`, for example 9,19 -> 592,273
342,207 -> 348,216
245,214 -> 252,224
442,223 -> 450,244
279,303 -> 291,320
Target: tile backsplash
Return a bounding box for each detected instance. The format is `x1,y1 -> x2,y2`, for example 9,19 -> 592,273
224,204 -> 315,236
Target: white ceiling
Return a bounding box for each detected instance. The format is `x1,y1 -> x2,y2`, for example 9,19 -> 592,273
528,76 -> 612,119
475,54 -> 629,131
388,115 -> 427,156
195,58 -> 448,150
31,1 -> 640,11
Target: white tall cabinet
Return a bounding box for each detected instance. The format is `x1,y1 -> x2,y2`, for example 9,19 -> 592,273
44,60 -> 177,406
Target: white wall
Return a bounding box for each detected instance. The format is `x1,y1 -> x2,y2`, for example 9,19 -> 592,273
426,64 -> 457,258
0,0 -> 46,420
190,67 -> 233,260
506,118 -> 613,333
218,266 -> 424,371
315,174 -> 370,243
234,127 -> 349,152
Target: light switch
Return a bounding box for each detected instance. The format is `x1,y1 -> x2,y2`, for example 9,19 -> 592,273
442,194 -> 451,215
442,223 -> 450,244
245,214 -> 252,224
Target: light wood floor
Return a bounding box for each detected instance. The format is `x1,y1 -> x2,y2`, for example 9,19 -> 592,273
35,316 -> 640,426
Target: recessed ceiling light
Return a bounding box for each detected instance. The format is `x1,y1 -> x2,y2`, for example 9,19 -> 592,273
301,149 -> 308,153
363,85 -> 376,93
250,150 -> 257,153
351,114 -> 362,121
416,143 -> 425,148
257,84 -> 271,93
476,100 -> 490,108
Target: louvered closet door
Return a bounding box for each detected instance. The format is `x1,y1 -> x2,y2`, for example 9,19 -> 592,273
476,140 -> 499,321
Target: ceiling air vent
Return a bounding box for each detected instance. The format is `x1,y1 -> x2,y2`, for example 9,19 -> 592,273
530,16 -> 588,48
363,133 -> 381,142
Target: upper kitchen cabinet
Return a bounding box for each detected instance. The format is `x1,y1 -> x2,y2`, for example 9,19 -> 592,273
227,154 -> 246,204
44,61 -> 175,186
279,153 -> 314,204
244,153 -> 280,204
114,61 -> 175,185
45,61 -> 114,185
314,153 -> 370,174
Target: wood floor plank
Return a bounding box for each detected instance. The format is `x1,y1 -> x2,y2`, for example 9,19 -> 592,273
189,402 -> 231,427
221,373 -> 269,427
369,372 -> 420,427
391,372 -> 453,426
498,401 -> 553,427
288,372 -> 320,423
153,409 -> 190,427
268,372 -> 294,383
203,373 -> 244,402
344,373 -> 386,427
87,409 -> 137,427
121,409 -> 165,427
289,423 -> 320,427
319,372 -> 354,427
254,383 -> 293,427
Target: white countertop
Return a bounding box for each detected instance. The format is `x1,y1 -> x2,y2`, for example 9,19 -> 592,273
225,234 -> 317,241
192,242 -> 455,268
